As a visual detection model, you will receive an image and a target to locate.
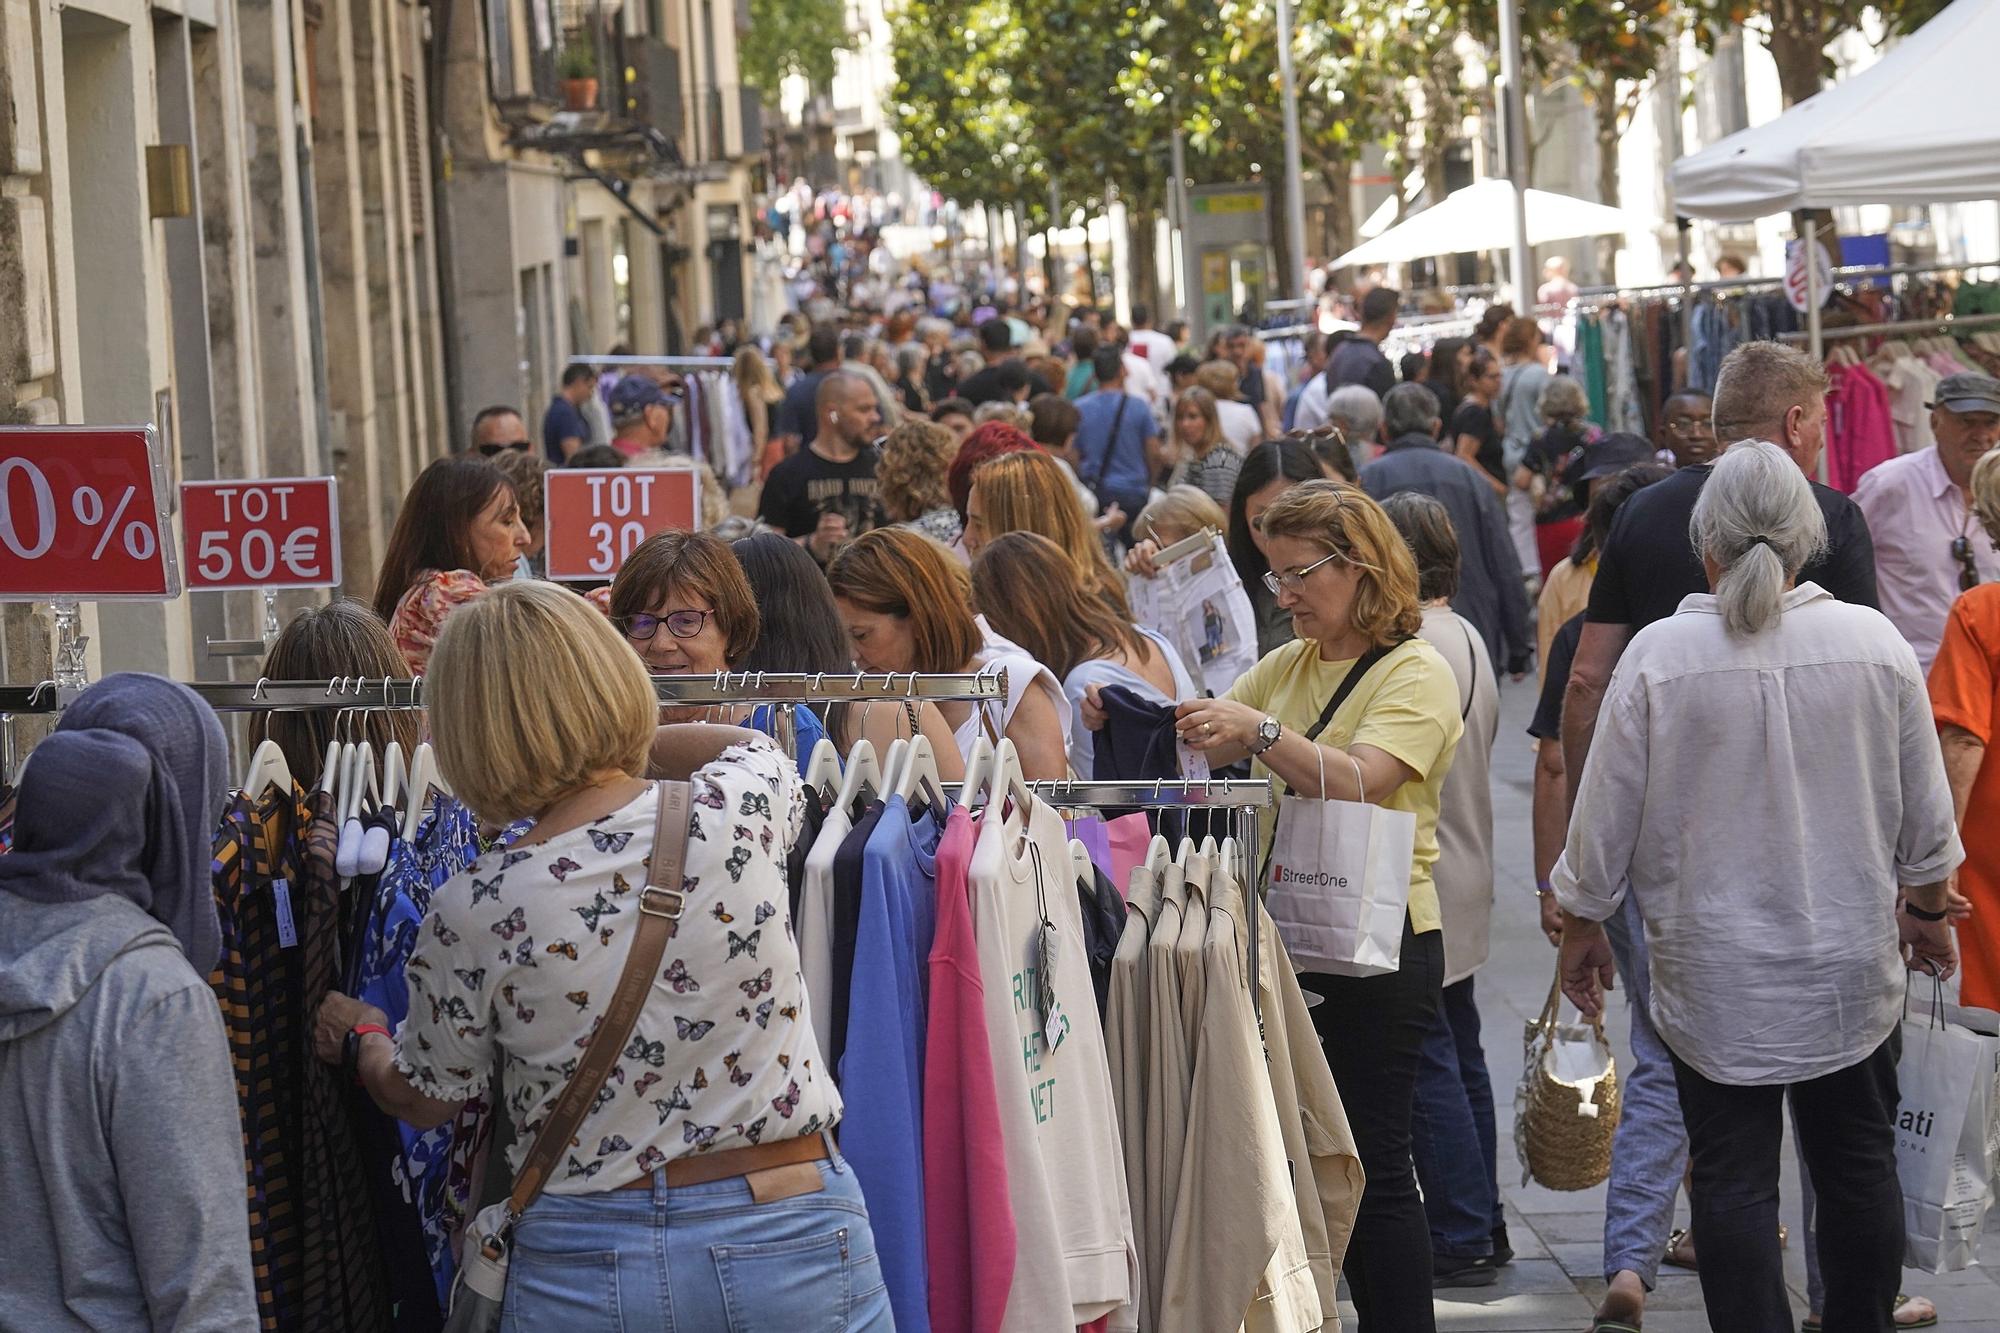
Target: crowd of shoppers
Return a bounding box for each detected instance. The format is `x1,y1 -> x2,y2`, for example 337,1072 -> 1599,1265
11,280 -> 2000,1333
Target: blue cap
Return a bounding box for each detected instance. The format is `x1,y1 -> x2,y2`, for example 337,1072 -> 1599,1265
609,373 -> 675,420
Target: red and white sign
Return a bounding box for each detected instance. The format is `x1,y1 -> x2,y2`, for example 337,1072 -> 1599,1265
1784,237 -> 1832,313
181,477 -> 341,591
0,426 -> 179,600
543,467 -> 701,581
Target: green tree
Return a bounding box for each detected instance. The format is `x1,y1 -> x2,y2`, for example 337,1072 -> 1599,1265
1684,0 -> 1952,109
889,0 -> 1049,218
1520,1 -> 1677,223
739,0 -> 854,95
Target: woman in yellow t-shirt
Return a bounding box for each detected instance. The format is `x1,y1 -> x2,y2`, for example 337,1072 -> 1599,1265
1175,479 -> 1466,1329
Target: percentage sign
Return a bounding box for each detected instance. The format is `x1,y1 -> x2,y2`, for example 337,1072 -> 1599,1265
70,483 -> 156,560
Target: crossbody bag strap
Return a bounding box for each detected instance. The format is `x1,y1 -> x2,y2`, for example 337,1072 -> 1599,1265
1086,393 -> 1131,496
504,780 -> 694,1220
1301,638 -> 1405,745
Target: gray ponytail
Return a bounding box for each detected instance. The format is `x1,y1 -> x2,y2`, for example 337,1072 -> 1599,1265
1689,438 -> 1826,635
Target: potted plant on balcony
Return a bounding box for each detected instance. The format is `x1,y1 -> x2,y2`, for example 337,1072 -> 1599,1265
557,38 -> 599,112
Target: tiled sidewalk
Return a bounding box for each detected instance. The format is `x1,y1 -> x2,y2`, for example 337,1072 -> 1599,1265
1338,680 -> 2000,1331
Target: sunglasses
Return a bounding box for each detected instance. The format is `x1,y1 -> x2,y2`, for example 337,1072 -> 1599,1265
616,610 -> 715,642
478,441 -> 532,457
1953,535 -> 1982,593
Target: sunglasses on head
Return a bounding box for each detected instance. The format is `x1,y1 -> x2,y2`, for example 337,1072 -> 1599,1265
1953,536 -> 1982,593
478,441 -> 532,457
616,610 -> 714,642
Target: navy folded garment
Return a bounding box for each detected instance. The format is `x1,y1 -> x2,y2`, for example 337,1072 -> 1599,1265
1092,684 -> 1180,783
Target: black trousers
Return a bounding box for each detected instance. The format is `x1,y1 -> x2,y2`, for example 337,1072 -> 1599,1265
1302,918 -> 1444,1333
1668,1032 -> 1905,1333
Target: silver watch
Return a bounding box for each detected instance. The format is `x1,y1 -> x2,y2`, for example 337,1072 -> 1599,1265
1248,715 -> 1282,755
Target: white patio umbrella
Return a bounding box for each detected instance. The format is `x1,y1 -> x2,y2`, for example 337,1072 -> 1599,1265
1329,179 -> 1631,269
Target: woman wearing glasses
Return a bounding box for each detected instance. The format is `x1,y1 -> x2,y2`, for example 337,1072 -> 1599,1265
372,456 -> 532,673
1173,480 -> 1465,1331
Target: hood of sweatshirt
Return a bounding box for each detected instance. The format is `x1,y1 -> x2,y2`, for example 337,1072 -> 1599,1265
0,892 -> 182,1042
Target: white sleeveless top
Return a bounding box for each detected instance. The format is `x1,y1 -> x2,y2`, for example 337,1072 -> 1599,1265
955,625 -> 1072,763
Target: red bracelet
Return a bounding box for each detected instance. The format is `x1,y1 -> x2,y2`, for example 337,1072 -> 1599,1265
350,1023 -> 391,1042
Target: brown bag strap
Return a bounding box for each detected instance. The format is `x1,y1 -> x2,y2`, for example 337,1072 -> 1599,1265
505,780 -> 693,1220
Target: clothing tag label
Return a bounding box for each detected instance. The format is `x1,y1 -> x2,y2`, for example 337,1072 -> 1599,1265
1177,732 -> 1210,782
1036,919 -> 1068,1052
272,878 -> 298,949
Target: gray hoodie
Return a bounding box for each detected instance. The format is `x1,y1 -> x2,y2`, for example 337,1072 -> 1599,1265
0,893 -> 255,1332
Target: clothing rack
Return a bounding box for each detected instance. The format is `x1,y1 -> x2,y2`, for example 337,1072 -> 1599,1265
589,354 -> 736,369
942,777 -> 1277,1017
0,671 -> 1003,715
1777,311 -> 2000,345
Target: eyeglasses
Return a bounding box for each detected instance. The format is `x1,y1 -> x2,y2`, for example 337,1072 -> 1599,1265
1953,535 -> 1982,593
1262,550 -> 1343,595
616,610 -> 715,642
1666,419 -> 1716,437
477,441 -> 533,457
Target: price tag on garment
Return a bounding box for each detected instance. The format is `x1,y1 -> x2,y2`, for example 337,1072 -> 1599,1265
542,467 -> 701,582
180,477 -> 341,590
0,426 -> 179,600
271,878 -> 298,949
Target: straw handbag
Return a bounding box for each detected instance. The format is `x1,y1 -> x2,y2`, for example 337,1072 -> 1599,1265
1512,972 -> 1620,1191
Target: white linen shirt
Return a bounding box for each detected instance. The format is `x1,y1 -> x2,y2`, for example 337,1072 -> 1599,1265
1553,584 -> 1962,1086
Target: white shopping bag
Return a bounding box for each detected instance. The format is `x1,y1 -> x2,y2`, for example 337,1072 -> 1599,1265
1128,532 -> 1258,697
1263,751 -> 1415,976
1894,987 -> 1999,1274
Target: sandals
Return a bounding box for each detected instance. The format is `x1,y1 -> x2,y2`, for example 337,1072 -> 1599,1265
1660,1222 -> 1787,1271
1799,1293 -> 1938,1332
1589,1323 -> 1643,1333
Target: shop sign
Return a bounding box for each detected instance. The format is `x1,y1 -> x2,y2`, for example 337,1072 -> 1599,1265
0,426 -> 178,600
543,467 -> 700,581
181,477 -> 341,590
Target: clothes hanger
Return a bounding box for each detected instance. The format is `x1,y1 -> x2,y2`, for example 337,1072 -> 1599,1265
241,738 -> 294,799
892,733 -> 946,814
835,738 -> 883,812
959,735 -> 995,813
879,738 -> 909,799
803,737 -> 843,803
1067,837 -> 1094,889
382,740 -> 407,813
403,742 -> 446,842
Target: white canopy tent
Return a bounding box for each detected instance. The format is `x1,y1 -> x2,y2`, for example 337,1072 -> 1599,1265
1328,179 -> 1631,269
1670,0 -> 2000,220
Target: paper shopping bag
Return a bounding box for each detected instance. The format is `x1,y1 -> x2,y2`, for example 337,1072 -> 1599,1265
1263,789 -> 1415,977
1894,995 -> 1999,1273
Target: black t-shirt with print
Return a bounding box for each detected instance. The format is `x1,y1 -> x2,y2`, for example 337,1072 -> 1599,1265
756,443 -> 887,539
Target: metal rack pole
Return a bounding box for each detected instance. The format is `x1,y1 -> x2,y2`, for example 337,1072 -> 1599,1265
588,354 -> 737,369
1776,311 -> 2000,345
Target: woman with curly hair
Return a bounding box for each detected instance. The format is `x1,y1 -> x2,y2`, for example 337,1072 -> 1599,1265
877,417 -> 964,549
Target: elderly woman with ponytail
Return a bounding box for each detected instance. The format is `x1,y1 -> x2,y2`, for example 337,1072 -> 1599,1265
1552,439 -> 1963,1333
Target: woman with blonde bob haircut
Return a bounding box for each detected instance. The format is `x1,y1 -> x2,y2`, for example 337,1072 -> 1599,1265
312,580 -> 891,1330
1169,478 -> 1466,1329
964,448 -> 1129,615
828,527 -> 1070,779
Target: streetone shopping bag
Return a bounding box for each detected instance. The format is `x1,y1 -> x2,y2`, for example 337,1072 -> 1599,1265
1262,751 -> 1415,976
1894,987 -> 1999,1273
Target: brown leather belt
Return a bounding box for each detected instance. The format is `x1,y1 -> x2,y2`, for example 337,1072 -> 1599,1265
617,1131 -> 830,1192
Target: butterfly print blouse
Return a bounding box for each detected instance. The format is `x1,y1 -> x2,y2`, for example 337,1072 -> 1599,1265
393,736 -> 842,1191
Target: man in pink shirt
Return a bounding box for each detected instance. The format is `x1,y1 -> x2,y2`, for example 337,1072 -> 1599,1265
1852,372 -> 2000,671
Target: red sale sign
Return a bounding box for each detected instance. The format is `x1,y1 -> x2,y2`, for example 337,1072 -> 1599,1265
181,477 -> 341,591
543,467 -> 701,581
0,426 -> 179,600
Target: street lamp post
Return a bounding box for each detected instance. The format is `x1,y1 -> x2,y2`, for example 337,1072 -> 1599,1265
1275,0 -> 1310,303
1495,0 -> 1533,306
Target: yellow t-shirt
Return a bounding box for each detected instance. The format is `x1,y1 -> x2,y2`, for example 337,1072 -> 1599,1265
1227,636 -> 1465,935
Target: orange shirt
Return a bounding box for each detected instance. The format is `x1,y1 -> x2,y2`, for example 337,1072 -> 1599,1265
1927,583 -> 2000,1010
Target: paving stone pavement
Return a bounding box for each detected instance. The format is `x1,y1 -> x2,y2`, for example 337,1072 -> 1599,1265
1336,676 -> 2000,1332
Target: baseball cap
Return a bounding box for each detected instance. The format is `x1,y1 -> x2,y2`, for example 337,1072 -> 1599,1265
1578,432 -> 1656,481
609,373 -> 676,420
1931,372 -> 2000,416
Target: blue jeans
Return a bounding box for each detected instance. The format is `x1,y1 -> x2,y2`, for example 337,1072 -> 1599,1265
1602,894 -> 1689,1288
1410,976 -> 1502,1258
500,1152 -> 894,1332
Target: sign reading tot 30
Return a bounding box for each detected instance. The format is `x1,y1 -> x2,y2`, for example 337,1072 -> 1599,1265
543,467 -> 701,580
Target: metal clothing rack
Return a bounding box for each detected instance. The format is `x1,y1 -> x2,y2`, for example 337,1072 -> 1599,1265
943,777 -> 1277,1017
0,670 -> 1004,715
588,354 -> 737,369
1777,311 -> 2000,345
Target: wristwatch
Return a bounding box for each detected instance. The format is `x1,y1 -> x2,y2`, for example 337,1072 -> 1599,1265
1904,900 -> 1948,922
1247,715 -> 1282,756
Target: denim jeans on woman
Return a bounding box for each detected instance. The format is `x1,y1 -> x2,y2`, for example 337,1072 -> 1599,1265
500,1151 -> 893,1332
1601,893 -> 1689,1288
1409,976 -> 1502,1261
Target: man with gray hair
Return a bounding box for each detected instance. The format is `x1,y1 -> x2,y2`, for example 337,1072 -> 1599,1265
1326,383 -> 1386,474
1357,382 -> 1531,674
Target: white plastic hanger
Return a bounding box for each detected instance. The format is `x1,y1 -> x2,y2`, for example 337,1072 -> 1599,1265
1067,837 -> 1094,888
803,737 -> 843,800
879,738 -> 909,798
403,742 -> 446,842
836,738 -> 883,812
959,736 -> 995,811
892,733 -> 947,813
343,742 -> 380,825
241,738 -> 294,798
314,737 -> 343,795
381,741 -> 407,813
